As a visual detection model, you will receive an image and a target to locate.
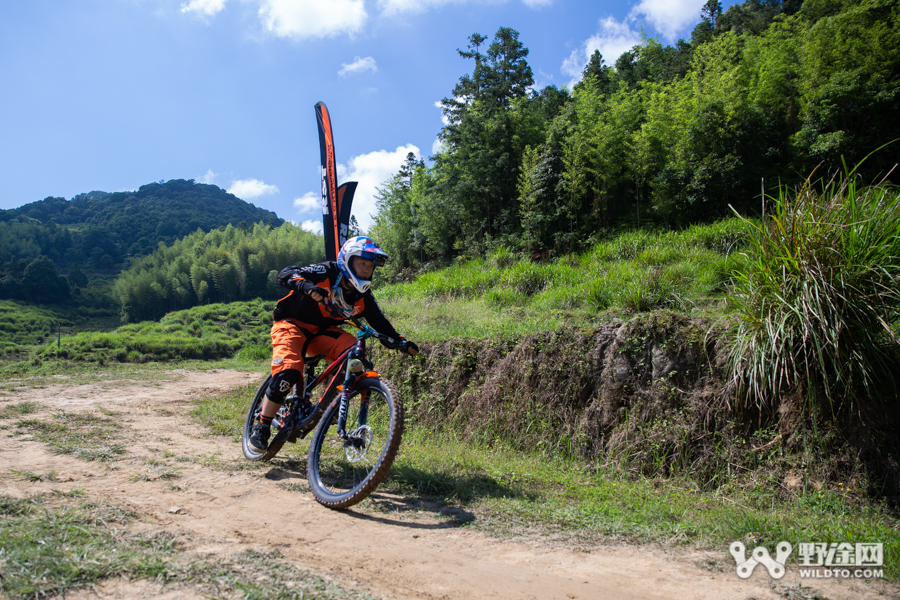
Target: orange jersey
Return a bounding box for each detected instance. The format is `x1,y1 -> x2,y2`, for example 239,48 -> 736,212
272,261 -> 400,339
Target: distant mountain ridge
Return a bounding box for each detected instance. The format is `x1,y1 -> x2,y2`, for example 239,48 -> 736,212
2,179 -> 283,258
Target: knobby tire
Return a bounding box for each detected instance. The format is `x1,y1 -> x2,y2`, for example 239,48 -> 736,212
307,378 -> 403,509
242,374 -> 285,461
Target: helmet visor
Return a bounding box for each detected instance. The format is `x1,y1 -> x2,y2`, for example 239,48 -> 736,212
360,251 -> 388,267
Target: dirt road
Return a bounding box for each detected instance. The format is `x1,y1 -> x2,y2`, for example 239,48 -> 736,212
0,369 -> 895,600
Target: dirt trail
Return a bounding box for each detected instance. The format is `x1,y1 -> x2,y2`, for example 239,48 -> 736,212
0,369 -> 895,600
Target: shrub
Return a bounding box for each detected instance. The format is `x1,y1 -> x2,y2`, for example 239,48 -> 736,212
728,169 -> 900,419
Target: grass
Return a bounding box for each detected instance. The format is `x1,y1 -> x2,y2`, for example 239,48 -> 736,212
192,380 -> 261,438
0,494 -> 172,599
390,430 -> 899,581
378,219 -> 748,341
127,466 -> 182,482
15,411 -> 126,462
0,298 -> 118,358
0,298 -> 275,371
0,352 -> 264,380
181,549 -> 379,600
194,385 -> 900,581
728,173 -> 900,418
0,401 -> 39,419
9,469 -> 57,482
0,493 -> 377,600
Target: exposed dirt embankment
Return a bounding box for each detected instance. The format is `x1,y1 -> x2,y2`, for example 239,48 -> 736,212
375,312 -> 900,499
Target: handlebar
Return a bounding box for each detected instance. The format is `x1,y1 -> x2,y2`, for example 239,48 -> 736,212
320,299 -> 402,350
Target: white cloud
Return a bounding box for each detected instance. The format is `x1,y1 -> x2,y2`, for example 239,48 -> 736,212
227,178 -> 279,199
341,144 -> 421,231
379,0 -> 462,16
434,100 -> 451,126
181,0 -> 227,16
257,0 -> 367,40
294,193 -> 324,234
632,0 -> 706,41
339,56 -> 377,76
293,191 -> 320,212
379,0 -> 541,15
431,137 -> 445,156
301,219 -> 324,235
198,169 -> 217,184
561,16 -> 642,86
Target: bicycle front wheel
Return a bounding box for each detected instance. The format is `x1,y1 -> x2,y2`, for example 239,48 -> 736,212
307,378 -> 403,509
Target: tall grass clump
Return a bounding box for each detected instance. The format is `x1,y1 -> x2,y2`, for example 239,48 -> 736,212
728,169 -> 900,419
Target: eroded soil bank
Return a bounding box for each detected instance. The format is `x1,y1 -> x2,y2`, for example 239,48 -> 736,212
375,312 -> 900,500
1,368 -> 896,599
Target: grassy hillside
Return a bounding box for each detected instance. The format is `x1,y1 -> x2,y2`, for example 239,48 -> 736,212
25,300 -> 273,367
4,210 -> 898,581
4,218 -> 746,371
0,300 -> 118,358
378,218 -> 748,341
0,179 -> 289,315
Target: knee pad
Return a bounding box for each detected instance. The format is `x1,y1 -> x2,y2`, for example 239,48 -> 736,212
266,369 -> 302,404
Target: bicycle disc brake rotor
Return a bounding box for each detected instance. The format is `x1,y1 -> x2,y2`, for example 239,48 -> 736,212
343,425 -> 373,462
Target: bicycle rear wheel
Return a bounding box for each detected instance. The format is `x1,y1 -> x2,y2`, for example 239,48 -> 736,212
241,374 -> 286,461
307,378 -> 403,509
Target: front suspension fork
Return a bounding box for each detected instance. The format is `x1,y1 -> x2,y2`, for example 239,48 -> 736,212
337,341 -> 367,437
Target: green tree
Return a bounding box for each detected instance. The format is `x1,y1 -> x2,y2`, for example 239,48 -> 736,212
575,50 -> 613,95
22,256 -> 70,304
369,3 -> 899,257
67,266 -> 88,289
436,27 -> 537,248
692,0 -> 723,44
518,134 -> 567,251
370,173 -> 417,269
114,222 -> 324,322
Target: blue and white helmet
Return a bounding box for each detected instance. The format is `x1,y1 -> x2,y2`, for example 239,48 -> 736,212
337,236 -> 390,294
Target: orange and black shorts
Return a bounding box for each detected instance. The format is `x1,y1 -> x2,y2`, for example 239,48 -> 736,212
270,320 -> 355,376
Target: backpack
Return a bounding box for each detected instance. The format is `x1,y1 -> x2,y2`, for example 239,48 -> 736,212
276,265 -> 303,290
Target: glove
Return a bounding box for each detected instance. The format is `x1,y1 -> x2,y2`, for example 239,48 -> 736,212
398,339 -> 419,356
306,287 -> 328,303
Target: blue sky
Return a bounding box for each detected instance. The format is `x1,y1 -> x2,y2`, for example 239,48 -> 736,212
0,0 -> 735,232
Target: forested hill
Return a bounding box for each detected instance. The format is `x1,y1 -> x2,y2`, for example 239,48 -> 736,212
2,179 -> 283,259
0,178 -> 285,305
371,0 -> 900,272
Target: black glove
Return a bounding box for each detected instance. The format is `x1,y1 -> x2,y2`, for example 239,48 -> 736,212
398,339 -> 419,355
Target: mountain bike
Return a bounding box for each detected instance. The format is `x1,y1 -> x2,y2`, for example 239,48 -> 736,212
242,307 -> 404,509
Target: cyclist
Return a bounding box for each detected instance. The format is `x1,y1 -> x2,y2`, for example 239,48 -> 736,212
249,236 -> 419,452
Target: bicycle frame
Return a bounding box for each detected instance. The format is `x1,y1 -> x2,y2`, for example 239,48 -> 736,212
272,313 -> 390,446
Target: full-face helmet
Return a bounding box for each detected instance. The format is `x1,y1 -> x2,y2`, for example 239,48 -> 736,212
336,236 -> 389,294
